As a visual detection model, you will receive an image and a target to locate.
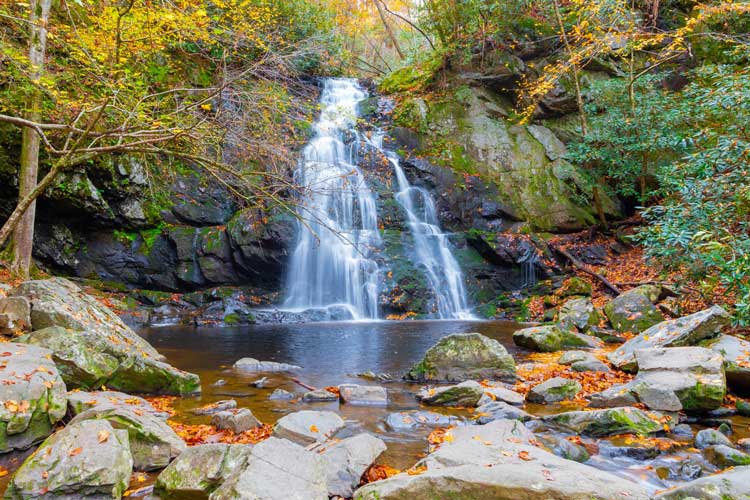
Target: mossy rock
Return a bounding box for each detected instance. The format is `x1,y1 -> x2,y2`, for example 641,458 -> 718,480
542,407 -> 666,437
604,289 -> 665,333
559,277 -> 592,298
513,325 -> 600,352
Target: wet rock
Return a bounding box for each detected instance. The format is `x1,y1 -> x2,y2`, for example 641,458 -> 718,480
654,465 -> 750,499
405,332 -> 515,382
539,434 -> 590,462
193,400 -> 237,415
571,358 -> 610,373
18,326 -> 201,396
385,411 -> 461,431
542,407 -> 665,436
0,343 -> 67,453
672,424 -> 694,439
558,350 -> 594,365
738,400 -> 750,416
211,408 -> 261,434
210,437 -> 327,500
354,419 -> 650,500
558,297 -> 600,332
475,401 -> 535,423
526,377 -> 582,404
598,437 -> 668,460
70,404 -> 186,471
630,347 -> 725,412
738,438 -> 750,452
315,433 -> 386,498
213,379 -> 227,386
416,380 -> 484,407
303,389 -> 339,402
703,334 -> 750,394
272,410 -> 344,445
675,460 -> 703,481
588,383 -> 638,408
608,306 -> 732,371
604,289 -> 664,333
704,444 -> 750,467
588,326 -> 627,344
155,444 -> 252,499
269,389 -> 295,401
249,377 -> 268,388
339,384 -> 388,406
481,386 -> 525,406
4,419 -> 132,499
67,390 -> 169,419
233,357 -> 301,373
0,296 -> 30,335
513,325 -> 601,352
695,428 -> 732,449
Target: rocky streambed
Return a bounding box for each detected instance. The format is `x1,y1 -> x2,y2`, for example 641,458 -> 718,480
3,278 -> 750,499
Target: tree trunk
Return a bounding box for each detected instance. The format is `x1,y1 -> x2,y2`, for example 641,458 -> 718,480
10,0 -> 52,278
552,0 -> 587,136
373,0 -> 405,60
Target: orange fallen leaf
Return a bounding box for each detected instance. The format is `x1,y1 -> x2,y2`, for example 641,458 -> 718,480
98,430 -> 109,443
0,466 -> 8,477
407,465 -> 427,476
518,450 -> 533,461
309,425 -> 319,433
69,447 -> 82,457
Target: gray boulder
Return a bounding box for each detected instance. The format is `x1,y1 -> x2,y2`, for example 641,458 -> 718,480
233,357 -> 301,372
654,465 -> 750,499
0,343 -> 67,453
571,358 -> 610,372
475,401 -> 535,423
416,381 -> 484,407
481,386 -> 525,406
209,437 -> 327,500
630,347 -> 725,411
315,433 -> 386,497
339,384 -> 387,406
405,333 -> 515,382
704,444 -> 750,467
18,326 -> 200,395
695,428 -> 733,449
513,325 -> 601,352
542,407 -> 666,436
539,434 -> 590,463
558,350 -> 594,365
268,389 -> 294,401
0,296 -> 30,335
526,377 -> 581,404
558,297 -> 600,332
211,408 -> 261,434
604,289 -> 664,333
385,411 -> 461,431
4,419 -> 132,499
303,389 -> 339,402
588,383 -> 638,408
155,444 -> 253,499
272,410 -> 344,445
704,334 -> 750,394
608,306 -> 731,371
67,390 -> 169,419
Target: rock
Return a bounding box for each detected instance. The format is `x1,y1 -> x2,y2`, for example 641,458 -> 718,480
672,424 -> 694,439
571,359 -> 610,372
67,390 -> 169,419
608,306 -> 732,371
211,409 -> 261,434
695,428 -> 733,449
559,277 -> 593,297
209,437 -> 327,500
269,389 -> 295,401
654,465 -> 750,499
482,386 -> 525,406
474,401 -> 535,423
704,444 -> 750,467
538,434 -> 590,462
316,433 -> 387,498
0,343 -> 67,453
70,404 -> 186,471
155,444 -> 253,499
303,389 -> 339,402
0,296 -> 30,334
272,410 -> 344,445
4,419 -> 132,499
738,400 -> 750,416
630,284 -> 664,303
588,383 -> 638,408
416,381 -> 485,407
513,325 -> 601,352
405,333 -> 515,382
558,297 -> 600,332
233,357 -> 301,373
354,419 -> 650,500
598,437 -> 670,461
604,289 -> 665,333
738,438 -> 750,451
18,326 -> 200,395
542,407 -> 666,436
630,347 -> 725,412
339,384 -> 388,406
385,411 -> 461,431
704,334 -> 750,394
526,377 -> 582,404
558,350 -> 594,365
193,400 -> 237,415
248,377 -> 267,388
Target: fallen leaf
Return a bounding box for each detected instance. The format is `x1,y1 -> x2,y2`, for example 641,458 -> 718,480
69,447 -> 82,457
309,425 -> 319,433
518,450 -> 533,461
98,430 -> 109,443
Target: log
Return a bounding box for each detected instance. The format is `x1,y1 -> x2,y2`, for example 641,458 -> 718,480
552,244 -> 622,296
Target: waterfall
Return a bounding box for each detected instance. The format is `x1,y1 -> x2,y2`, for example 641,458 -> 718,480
371,133 -> 475,320
284,79 -> 381,320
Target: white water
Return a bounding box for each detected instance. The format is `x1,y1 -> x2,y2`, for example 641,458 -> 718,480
284,79 -> 381,319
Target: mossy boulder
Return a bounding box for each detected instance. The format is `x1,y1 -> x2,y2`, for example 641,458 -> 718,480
603,289 -> 664,333
558,297 -> 601,332
416,381 -> 485,407
18,326 -> 200,395
405,333 -> 515,382
542,407 -> 667,437
559,277 -> 592,298
704,445 -> 750,468
0,343 -> 67,453
703,334 -> 750,395
513,325 -> 601,352
654,466 -> 750,499
526,377 -> 582,404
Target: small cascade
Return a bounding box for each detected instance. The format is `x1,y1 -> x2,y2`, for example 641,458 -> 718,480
371,133 -> 475,320
284,79 -> 381,319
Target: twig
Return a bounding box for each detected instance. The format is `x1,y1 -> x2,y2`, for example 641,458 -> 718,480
291,378 -> 317,392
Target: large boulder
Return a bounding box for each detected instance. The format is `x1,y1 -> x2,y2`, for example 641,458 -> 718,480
315,433 -> 387,498
513,325 -> 601,352
4,419 -> 132,499
354,419 -> 650,500
703,334 -> 750,394
416,381 -> 484,407
608,306 -> 731,371
541,407 -> 666,436
405,333 -> 515,382
526,377 -> 582,404
209,437 -> 328,500
155,444 -> 253,499
0,343 -> 67,453
558,297 -> 600,332
654,465 -> 750,499
630,347 -> 725,412
18,326 -> 200,395
474,401 -> 535,423
0,296 -> 30,335
67,390 -> 169,419
603,288 -> 665,333
272,410 -> 344,445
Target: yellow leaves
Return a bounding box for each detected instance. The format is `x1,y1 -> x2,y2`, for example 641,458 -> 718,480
4,400 -> 30,413
0,466 -> 8,477
406,465 -> 427,476
69,447 -> 82,457
98,430 -> 110,443
200,103 -> 212,111
309,424 -> 319,433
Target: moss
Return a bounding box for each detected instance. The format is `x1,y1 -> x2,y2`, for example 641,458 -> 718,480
223,313 -> 241,325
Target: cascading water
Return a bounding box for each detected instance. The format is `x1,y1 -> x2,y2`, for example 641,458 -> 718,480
284,79 -> 381,319
370,133 -> 475,320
